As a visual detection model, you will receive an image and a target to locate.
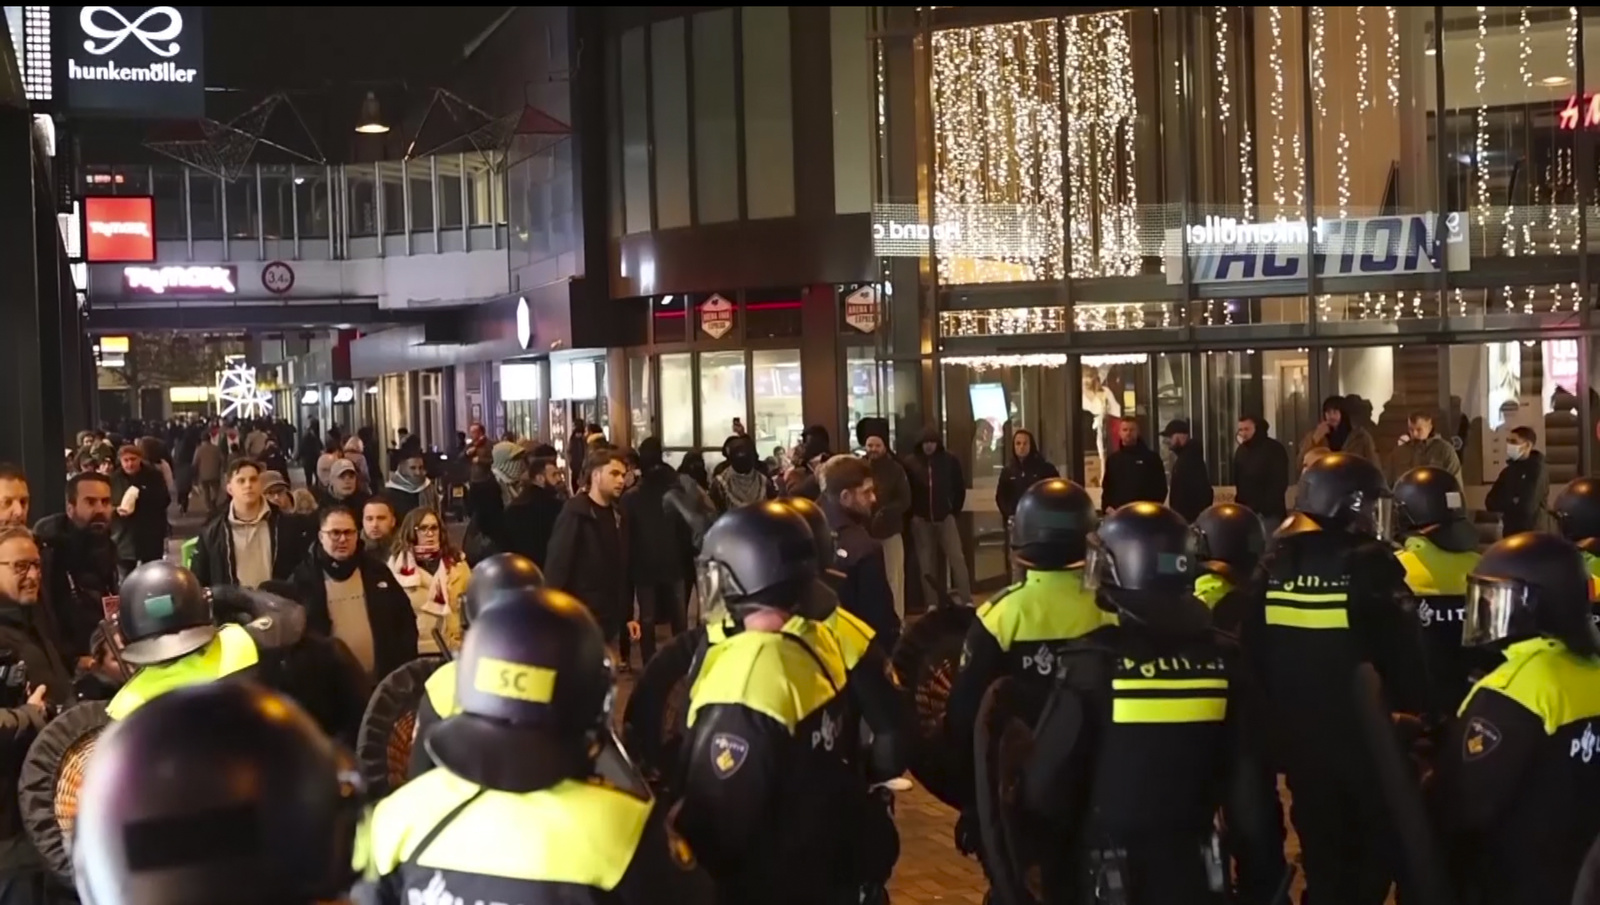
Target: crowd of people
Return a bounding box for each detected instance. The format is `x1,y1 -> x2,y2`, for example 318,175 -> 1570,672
6,406 -> 1600,905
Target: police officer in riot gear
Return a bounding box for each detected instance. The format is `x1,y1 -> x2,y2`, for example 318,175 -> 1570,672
106,561 -> 305,721
408,552 -> 544,779
1240,452 -> 1425,905
358,589 -> 712,904
1191,502 -> 1267,634
1019,502 -> 1279,905
1391,466 -> 1483,718
947,478 -> 1106,796
677,502 -> 868,905
1552,477 -> 1600,607
1433,532 -> 1600,905
74,681 -> 362,905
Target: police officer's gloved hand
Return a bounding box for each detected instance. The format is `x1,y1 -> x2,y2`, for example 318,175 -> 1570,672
954,809 -> 981,857
210,585 -> 307,646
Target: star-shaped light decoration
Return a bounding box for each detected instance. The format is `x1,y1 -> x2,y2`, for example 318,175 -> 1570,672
217,363 -> 273,419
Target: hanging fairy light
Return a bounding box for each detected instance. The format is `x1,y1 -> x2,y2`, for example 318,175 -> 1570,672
1473,6 -> 1490,262
1061,11 -> 1142,277
1267,7 -> 1289,213
1384,6 -> 1399,108
932,21 -> 1066,284
944,354 -> 1069,373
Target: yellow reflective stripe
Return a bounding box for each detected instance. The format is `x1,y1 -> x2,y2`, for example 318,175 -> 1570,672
1264,604 -> 1350,629
1112,678 -> 1228,692
1112,697 -> 1228,723
1265,590 -> 1348,603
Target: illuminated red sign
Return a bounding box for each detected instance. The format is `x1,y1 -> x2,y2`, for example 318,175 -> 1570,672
1558,94 -> 1600,130
83,196 -> 156,263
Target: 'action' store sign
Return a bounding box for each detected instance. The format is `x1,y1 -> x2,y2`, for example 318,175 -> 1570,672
56,7 -> 206,118
83,196 -> 156,263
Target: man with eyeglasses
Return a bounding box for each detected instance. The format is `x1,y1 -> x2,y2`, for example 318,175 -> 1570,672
289,506 -> 418,684
0,526 -> 73,904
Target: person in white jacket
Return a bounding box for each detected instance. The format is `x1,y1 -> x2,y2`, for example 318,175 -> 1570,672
385,507 -> 469,655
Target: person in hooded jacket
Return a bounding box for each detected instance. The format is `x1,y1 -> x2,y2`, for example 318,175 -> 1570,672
1101,419 -> 1167,513
904,428 -> 970,607
622,437 -> 696,663
383,448 -> 439,520
996,429 -> 1059,583
783,425 -> 834,500
1160,419 -> 1214,522
711,437 -> 777,512
1386,410 -> 1463,485
35,472 -> 119,661
1300,395 -> 1378,465
1232,415 -> 1290,526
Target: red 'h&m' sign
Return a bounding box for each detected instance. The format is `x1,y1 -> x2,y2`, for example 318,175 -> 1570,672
1558,94 -> 1600,131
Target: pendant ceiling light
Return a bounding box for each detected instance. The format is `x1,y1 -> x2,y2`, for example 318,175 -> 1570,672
355,90 -> 390,134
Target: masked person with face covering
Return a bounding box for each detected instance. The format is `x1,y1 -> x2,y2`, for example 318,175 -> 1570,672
35,472 -> 120,660
711,437 -> 777,512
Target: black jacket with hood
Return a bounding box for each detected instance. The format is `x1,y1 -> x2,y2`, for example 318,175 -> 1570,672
545,492 -> 633,639
1167,438 -> 1214,523
995,430 -> 1059,520
623,439 -> 698,586
1231,421 -> 1290,520
33,513 -> 119,660
1101,437 -> 1166,511
189,503 -> 313,589
904,429 -> 966,522
0,596 -> 74,871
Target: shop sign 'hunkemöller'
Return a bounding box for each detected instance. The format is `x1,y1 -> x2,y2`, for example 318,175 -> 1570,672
1164,212 -> 1472,285
57,7 -> 206,117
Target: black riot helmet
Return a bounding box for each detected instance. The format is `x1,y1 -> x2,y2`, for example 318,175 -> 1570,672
697,501 -> 821,617
1191,502 -> 1266,583
1392,466 -> 1467,532
1010,478 -> 1096,571
1464,532 -> 1600,658
427,588 -> 613,793
781,496 -> 838,573
1554,478 -> 1600,554
1293,453 -> 1390,535
1085,503 -> 1208,632
74,682 -> 361,905
463,553 -> 544,627
117,562 -> 214,666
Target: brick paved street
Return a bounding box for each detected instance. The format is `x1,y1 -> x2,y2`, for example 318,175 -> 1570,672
889,783 -> 988,903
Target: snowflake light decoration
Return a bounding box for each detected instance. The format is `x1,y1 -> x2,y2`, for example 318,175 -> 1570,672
217,364 -> 273,419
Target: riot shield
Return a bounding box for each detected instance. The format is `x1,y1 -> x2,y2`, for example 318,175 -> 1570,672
621,641 -> 694,793
973,677 -> 1044,905
890,604 -> 977,807
356,656 -> 445,798
1351,664 -> 1454,905
20,701 -> 111,882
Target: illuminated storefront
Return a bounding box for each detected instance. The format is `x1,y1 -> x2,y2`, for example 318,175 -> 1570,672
874,6 -> 1600,590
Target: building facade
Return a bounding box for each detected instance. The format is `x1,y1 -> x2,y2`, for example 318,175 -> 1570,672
875,6 -> 1600,589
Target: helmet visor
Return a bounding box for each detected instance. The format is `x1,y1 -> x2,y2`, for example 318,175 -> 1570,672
1348,493 -> 1393,539
695,559 -> 742,617
1462,576 -> 1531,648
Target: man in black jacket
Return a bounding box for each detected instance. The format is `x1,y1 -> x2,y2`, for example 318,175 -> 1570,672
546,448 -> 635,657
1486,425 -> 1551,535
620,438 -> 692,665
501,454 -> 565,567
904,429 -> 970,606
109,445 -> 171,574
1232,414 -> 1291,528
34,472 -> 119,662
1160,419 -> 1214,522
189,459 -> 310,590
818,456 -> 900,648
1100,419 -> 1167,512
289,506 -> 418,685
0,527 -> 74,903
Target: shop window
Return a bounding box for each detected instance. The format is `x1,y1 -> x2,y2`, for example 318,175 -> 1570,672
1202,350 -> 1311,487
845,346 -> 885,445
225,173 -> 258,240
651,18 -> 691,229
660,353 -> 695,447
692,9 -> 739,224
189,172 -> 222,240
744,287 -> 803,339
742,7 -> 795,219
347,166 -> 377,238
752,349 -> 803,455
437,156 -> 464,229
699,350 -> 748,447
620,27 -> 652,233
465,155 -> 496,227
1437,6 -> 1579,263
378,162 -> 405,234
260,165 -> 292,240
152,168 -> 184,239
830,6 -> 872,215
1459,339 -> 1581,489
629,356 -> 653,442
409,160 -> 434,232
294,166 -> 330,239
